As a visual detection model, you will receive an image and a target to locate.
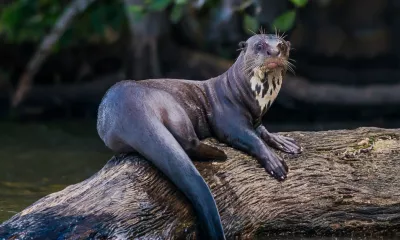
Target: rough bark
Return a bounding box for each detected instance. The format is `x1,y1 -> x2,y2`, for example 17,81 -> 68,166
1,127 -> 400,240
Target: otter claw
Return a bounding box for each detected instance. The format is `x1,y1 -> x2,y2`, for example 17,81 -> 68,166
264,158 -> 288,181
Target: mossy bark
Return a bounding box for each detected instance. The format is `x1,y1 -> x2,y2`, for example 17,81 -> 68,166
1,127 -> 400,239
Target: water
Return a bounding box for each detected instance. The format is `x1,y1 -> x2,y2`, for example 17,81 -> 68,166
0,120 -> 112,222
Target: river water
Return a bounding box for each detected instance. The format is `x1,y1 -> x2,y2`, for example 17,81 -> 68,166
0,120 -> 111,222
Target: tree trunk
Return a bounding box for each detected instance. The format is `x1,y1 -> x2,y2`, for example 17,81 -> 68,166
1,127 -> 400,239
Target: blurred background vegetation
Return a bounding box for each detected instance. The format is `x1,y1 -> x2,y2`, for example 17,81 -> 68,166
1,0 -> 400,223
1,0 -> 399,126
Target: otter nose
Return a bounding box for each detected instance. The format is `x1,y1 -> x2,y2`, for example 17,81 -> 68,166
266,47 -> 280,57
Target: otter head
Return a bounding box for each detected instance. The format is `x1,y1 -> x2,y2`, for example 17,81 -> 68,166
237,34 -> 293,114
238,34 -> 292,78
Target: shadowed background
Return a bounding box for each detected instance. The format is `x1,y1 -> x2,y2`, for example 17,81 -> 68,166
0,0 -> 399,236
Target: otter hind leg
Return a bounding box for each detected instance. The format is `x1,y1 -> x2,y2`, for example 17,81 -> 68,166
164,113 -> 227,162
117,119 -> 226,240
187,140 -> 227,162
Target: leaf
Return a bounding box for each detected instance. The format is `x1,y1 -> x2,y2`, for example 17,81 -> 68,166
175,0 -> 187,4
128,4 -> 146,21
148,0 -> 172,11
243,14 -> 259,34
170,3 -> 184,23
27,14 -> 43,25
128,4 -> 144,14
0,4 -> 20,28
289,0 -> 308,8
272,10 -> 296,32
90,6 -> 108,35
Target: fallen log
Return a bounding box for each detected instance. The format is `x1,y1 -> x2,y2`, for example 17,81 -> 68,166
1,127 -> 400,239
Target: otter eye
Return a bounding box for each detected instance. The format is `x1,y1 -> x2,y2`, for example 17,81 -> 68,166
256,43 -> 263,52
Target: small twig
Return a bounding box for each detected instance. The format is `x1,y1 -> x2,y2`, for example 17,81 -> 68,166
11,0 -> 98,108
13,72 -> 124,113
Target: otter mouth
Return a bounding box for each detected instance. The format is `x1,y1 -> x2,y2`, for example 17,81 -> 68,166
264,58 -> 285,70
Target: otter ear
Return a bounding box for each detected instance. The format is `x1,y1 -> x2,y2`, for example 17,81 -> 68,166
286,40 -> 291,49
238,41 -> 247,51
285,40 -> 291,55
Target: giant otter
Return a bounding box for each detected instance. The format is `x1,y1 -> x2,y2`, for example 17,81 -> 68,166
96,33 -> 302,240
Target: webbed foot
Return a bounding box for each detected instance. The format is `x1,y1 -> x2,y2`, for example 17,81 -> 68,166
260,147 -> 289,181
264,133 -> 302,155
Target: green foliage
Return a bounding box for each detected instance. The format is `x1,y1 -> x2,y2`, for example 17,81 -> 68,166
0,0 -> 63,43
243,14 -> 259,34
128,4 -> 145,14
272,0 -> 308,32
128,4 -> 146,21
170,3 -> 185,23
174,0 -> 187,4
272,10 -> 296,32
0,0 -> 309,48
170,0 -> 187,22
125,0 -> 186,22
0,0 -> 125,47
147,0 -> 172,11
290,0 -> 308,8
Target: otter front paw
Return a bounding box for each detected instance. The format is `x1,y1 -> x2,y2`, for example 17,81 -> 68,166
261,154 -> 289,181
265,134 -> 302,155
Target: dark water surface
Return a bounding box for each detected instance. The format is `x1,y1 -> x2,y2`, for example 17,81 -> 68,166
0,120 -> 112,222
0,120 -> 398,239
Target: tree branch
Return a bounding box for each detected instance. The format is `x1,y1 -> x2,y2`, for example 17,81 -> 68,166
11,0 -> 98,108
1,127 -> 399,239
282,75 -> 400,105
18,72 -> 124,106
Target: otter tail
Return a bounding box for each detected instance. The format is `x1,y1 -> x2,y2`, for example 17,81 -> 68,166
118,119 -> 226,240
